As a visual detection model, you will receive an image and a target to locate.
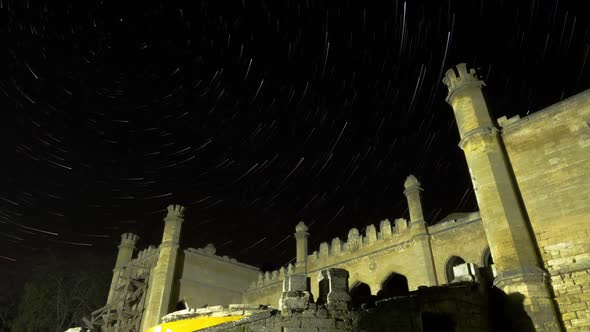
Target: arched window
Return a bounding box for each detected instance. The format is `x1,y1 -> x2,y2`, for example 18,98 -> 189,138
482,247 -> 494,267
379,273 -> 409,298
445,256 -> 466,283
349,282 -> 372,309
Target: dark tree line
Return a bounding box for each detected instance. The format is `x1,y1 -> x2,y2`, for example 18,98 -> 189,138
0,250 -> 112,332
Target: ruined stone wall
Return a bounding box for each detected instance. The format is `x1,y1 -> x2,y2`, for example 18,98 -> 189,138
241,261 -> 297,306
201,282 -> 488,332
428,212 -> 490,284
242,283 -> 283,307
355,282 -> 490,332
502,89 -> 590,330
199,307 -> 353,332
177,246 -> 260,308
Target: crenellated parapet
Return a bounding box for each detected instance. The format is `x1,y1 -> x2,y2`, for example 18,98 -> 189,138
442,63 -> 485,103
248,263 -> 296,290
165,204 -> 186,220
306,217 -> 412,265
120,233 -> 140,248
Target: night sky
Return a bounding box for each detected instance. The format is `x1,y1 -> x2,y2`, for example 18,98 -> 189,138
1,0 -> 589,289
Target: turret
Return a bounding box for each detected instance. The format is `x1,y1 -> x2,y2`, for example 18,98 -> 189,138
443,64 -> 559,329
141,204 -> 186,331
442,64 -> 492,139
162,204 -> 185,246
107,233 -> 139,305
403,175 -> 437,286
294,221 -> 309,273
116,233 -> 139,268
404,174 -> 425,231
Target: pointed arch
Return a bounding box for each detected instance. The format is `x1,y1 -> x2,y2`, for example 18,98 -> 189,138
379,272 -> 409,298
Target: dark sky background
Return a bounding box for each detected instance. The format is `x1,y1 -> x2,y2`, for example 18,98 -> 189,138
1,0 -> 589,298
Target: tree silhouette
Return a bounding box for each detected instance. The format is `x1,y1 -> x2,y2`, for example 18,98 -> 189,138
11,270 -> 109,332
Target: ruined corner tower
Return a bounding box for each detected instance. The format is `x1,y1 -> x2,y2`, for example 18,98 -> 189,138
107,232 -> 139,305
141,204 -> 186,331
404,174 -> 438,286
443,64 -> 560,330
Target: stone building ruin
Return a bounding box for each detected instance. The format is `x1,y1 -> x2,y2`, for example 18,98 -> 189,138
84,64 -> 590,331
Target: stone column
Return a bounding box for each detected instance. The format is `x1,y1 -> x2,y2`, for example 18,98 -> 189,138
294,221 -> 309,273
320,268 -> 351,313
279,273 -> 313,312
404,175 -> 438,286
107,233 -> 139,305
141,204 -> 186,331
443,63 -> 559,330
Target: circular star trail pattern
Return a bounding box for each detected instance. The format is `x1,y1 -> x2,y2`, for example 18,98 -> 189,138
1,0 -> 589,273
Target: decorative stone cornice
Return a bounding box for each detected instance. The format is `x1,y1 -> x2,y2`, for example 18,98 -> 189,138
160,240 -> 180,248
458,126 -> 500,151
493,265 -> 549,288
403,185 -> 423,196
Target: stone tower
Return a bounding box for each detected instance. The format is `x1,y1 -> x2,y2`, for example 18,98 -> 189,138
107,233 -> 139,305
404,175 -> 438,286
141,204 -> 186,331
294,221 -> 309,273
443,64 -> 559,330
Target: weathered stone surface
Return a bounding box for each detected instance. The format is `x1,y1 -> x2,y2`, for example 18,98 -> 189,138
279,291 -> 312,312
282,273 -> 308,292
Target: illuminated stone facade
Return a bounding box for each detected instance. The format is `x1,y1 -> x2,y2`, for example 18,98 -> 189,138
105,64 -> 590,331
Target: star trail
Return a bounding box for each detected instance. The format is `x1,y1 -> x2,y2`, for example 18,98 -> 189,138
1,0 -> 589,289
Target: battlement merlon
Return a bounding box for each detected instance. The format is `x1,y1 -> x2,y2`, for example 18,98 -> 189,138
120,232 -> 139,249
442,63 -> 485,103
165,204 -> 186,221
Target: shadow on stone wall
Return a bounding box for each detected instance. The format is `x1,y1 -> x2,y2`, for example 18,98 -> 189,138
354,283 -> 536,332
350,282 -> 373,309
488,288 -> 535,332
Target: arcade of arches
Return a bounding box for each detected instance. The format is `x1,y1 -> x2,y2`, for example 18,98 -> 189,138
349,248 -> 493,308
